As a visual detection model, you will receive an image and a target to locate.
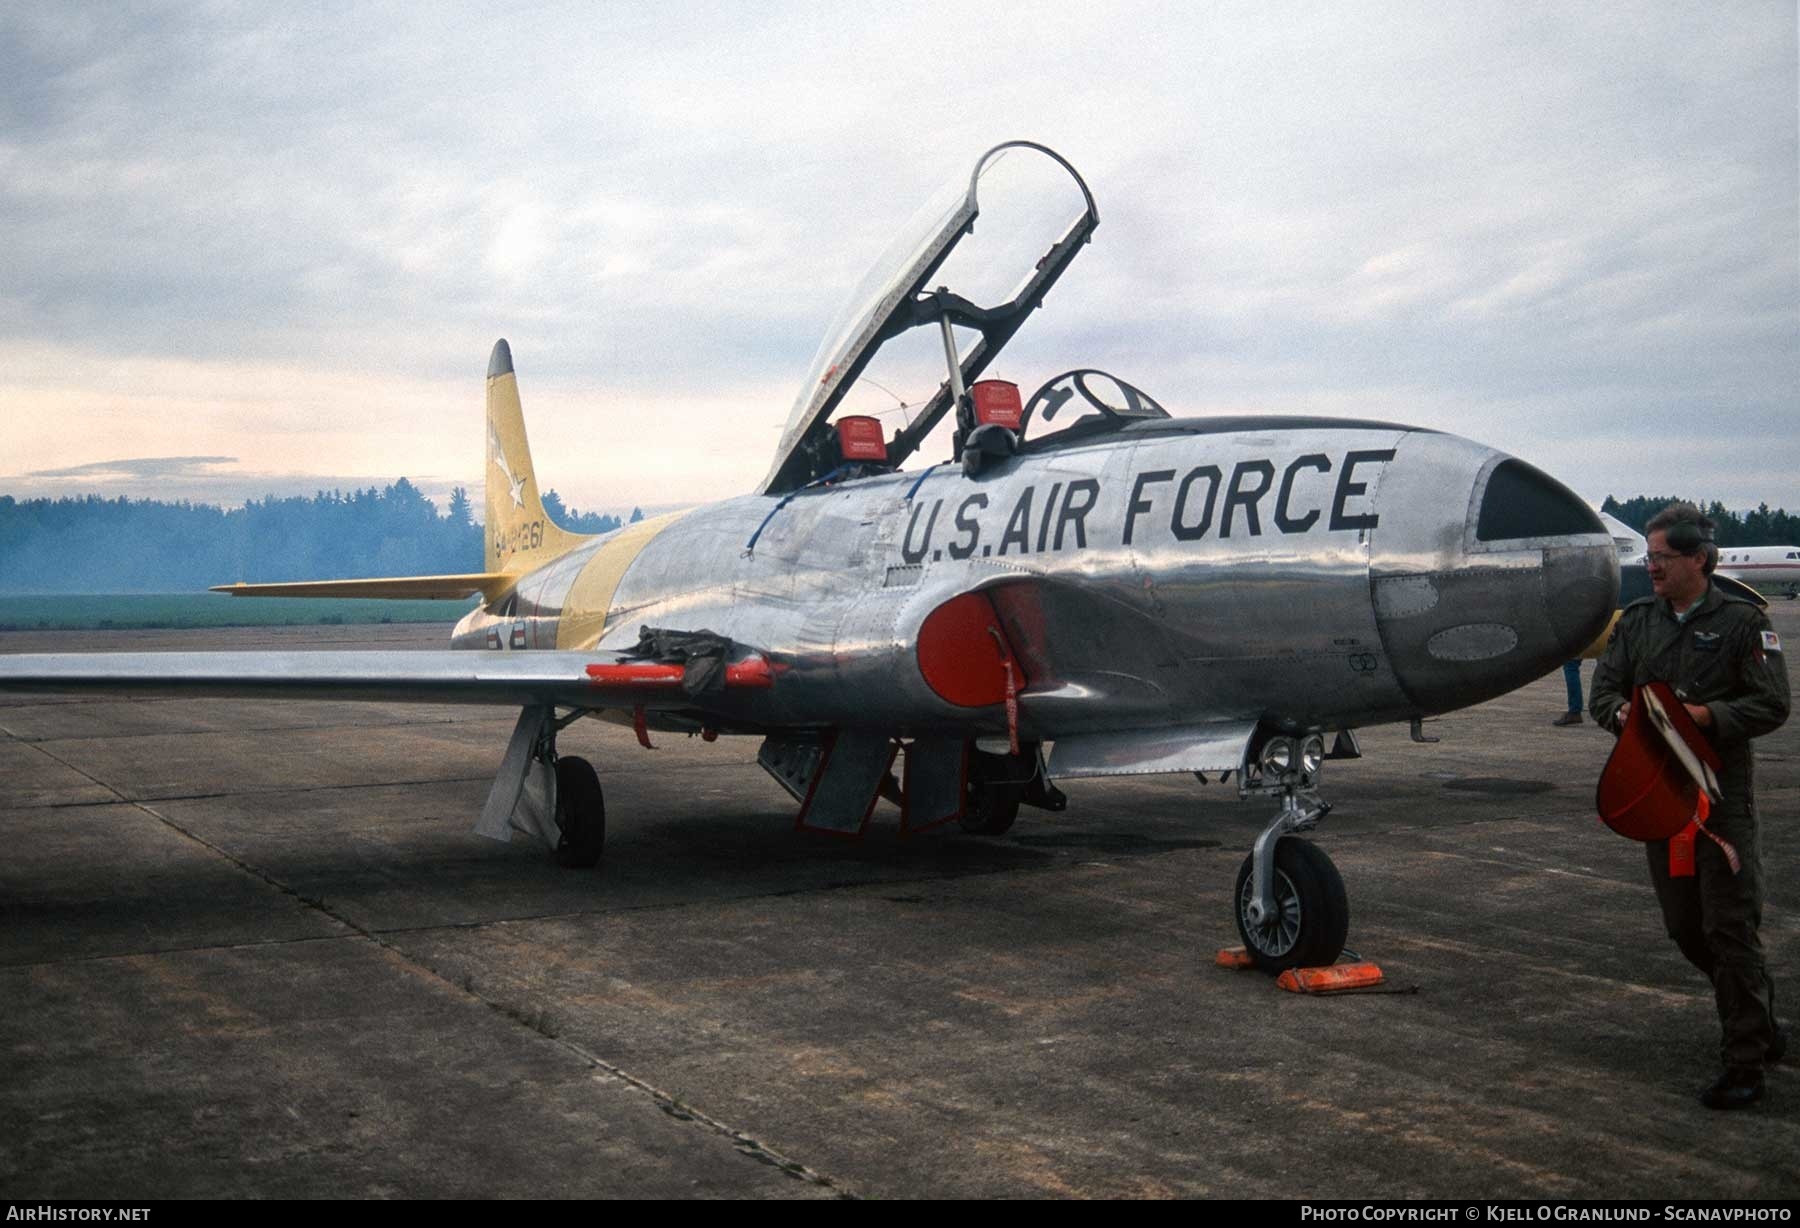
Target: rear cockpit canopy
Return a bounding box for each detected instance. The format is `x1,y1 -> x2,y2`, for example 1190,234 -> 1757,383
1017,369 -> 1170,453
759,141 -> 1103,495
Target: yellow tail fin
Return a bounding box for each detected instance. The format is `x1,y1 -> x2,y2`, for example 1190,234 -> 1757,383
485,339 -> 592,574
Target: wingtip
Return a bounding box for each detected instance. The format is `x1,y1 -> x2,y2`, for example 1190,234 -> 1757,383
488,338 -> 513,379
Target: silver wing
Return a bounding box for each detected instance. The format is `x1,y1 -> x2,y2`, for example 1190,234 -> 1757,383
0,649 -> 772,709
0,647 -> 774,852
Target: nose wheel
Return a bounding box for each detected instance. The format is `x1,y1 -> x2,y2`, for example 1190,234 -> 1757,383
1233,837 -> 1347,973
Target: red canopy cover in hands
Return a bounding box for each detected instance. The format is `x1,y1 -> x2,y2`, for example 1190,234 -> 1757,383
1595,681 -> 1724,842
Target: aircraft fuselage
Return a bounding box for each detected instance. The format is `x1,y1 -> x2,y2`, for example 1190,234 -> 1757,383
451,416 -> 1618,742
1718,546 -> 1800,599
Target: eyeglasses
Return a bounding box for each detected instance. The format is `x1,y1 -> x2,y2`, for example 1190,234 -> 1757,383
1646,551 -> 1695,565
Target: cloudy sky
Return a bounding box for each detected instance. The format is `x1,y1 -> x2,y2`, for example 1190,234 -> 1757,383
2,1 -> 1794,517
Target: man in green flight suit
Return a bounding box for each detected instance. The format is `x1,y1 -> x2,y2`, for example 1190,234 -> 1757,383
1591,502 -> 1790,1109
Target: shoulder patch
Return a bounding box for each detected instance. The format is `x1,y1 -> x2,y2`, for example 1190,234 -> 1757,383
1763,629 -> 1782,654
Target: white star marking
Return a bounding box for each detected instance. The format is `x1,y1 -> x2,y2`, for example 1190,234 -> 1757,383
488,422 -> 527,507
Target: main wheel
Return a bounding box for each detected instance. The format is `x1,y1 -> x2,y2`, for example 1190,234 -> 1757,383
553,756 -> 606,868
1233,838 -> 1348,973
956,749 -> 1027,836
959,777 -> 1022,835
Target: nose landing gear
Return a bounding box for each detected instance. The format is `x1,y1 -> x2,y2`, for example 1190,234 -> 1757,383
1230,731 -> 1351,974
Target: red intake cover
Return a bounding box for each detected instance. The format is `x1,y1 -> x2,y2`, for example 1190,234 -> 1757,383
917,591 -> 1026,707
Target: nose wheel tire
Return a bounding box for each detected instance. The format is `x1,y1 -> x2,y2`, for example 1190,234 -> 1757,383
1233,838 -> 1348,973
553,755 -> 606,868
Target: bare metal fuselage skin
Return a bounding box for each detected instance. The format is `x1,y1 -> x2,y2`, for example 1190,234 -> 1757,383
452,417 -> 1618,743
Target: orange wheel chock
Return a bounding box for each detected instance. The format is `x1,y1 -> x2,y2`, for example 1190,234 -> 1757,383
1275,962 -> 1385,994
1214,947 -> 1386,992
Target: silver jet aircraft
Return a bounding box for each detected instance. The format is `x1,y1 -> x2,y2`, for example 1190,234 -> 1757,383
0,143 -> 1619,972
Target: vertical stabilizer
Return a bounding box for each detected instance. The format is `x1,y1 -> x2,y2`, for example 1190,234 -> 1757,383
485,339 -> 591,574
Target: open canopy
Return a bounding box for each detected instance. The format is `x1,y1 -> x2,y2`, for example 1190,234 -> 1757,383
758,141 -> 1099,495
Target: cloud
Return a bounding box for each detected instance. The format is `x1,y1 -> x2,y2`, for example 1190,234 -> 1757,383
26,455 -> 237,480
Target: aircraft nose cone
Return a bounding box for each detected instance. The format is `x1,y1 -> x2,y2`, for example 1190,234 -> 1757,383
1373,458 -> 1618,715
1542,537 -> 1619,654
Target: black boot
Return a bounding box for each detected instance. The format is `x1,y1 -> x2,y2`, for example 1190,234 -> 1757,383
1700,1068 -> 1765,1110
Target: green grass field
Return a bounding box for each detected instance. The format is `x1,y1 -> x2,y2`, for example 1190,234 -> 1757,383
0,593 -> 472,631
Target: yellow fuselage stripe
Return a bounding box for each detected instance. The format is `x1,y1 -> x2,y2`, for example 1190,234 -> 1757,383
555,511 -> 689,649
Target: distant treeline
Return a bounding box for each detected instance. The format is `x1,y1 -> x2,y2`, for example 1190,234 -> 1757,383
1600,497 -> 1798,546
0,481 -> 641,594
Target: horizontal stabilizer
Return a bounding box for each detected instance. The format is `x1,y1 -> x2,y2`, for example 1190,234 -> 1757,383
210,574 -> 514,600
0,649 -> 774,710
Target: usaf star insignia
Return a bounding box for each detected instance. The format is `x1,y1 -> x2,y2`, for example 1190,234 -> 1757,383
488,421 -> 528,508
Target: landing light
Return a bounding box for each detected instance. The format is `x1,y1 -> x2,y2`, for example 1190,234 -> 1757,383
1259,739 -> 1293,775
1300,735 -> 1325,776
1248,733 -> 1326,792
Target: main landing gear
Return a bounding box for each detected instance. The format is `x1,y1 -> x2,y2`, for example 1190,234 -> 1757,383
527,708 -> 606,869
552,755 -> 606,868
958,747 -> 1066,836
1231,733 -> 1350,974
